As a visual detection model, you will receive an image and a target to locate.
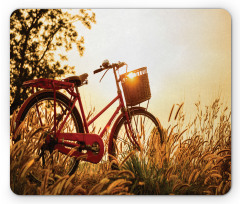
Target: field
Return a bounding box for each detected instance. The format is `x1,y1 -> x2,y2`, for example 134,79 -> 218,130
10,98 -> 231,195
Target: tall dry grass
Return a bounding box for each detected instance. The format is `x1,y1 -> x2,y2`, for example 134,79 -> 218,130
10,107 -> 134,195
146,98 -> 231,195
10,98 -> 231,195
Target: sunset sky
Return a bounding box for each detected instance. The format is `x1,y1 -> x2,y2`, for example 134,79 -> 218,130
66,9 -> 231,128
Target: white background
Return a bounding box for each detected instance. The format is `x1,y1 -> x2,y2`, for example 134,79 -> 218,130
1,0 -> 238,203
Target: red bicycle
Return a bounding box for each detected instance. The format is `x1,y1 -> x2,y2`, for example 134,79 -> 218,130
13,60 -> 162,183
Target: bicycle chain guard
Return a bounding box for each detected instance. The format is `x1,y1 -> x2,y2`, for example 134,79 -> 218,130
54,133 -> 104,163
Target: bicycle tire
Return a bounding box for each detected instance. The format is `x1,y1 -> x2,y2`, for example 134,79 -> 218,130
17,90 -> 83,183
109,109 -> 162,166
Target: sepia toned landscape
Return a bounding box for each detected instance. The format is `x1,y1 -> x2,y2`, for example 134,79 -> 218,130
10,9 -> 231,195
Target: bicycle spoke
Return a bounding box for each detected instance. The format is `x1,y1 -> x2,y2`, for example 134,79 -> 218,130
17,93 -> 82,183
111,110 -> 161,163
35,103 -> 43,126
116,137 -> 131,146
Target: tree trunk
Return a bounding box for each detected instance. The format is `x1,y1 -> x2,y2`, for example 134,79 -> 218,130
10,89 -> 23,115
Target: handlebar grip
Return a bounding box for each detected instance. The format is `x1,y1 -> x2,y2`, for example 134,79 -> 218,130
93,68 -> 103,74
118,62 -> 126,68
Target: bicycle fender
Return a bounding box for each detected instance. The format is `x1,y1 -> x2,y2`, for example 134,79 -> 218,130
108,106 -> 146,155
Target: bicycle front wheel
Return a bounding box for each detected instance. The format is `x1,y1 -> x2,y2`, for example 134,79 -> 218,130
15,90 -> 83,184
109,109 -> 163,164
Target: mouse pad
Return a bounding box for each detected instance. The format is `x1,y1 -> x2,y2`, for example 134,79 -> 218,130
10,9 -> 231,195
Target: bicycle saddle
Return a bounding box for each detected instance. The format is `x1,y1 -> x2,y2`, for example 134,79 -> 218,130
64,73 -> 88,87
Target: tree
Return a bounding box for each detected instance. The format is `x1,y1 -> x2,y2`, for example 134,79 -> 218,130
10,9 -> 96,114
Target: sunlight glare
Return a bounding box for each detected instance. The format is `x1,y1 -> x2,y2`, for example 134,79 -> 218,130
127,72 -> 136,79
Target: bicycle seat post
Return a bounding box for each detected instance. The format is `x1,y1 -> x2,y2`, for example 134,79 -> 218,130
75,85 -> 89,133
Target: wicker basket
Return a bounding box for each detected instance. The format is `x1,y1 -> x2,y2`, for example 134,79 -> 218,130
120,67 -> 151,106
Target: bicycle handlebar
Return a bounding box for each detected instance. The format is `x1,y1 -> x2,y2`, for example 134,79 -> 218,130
93,60 -> 127,74
93,68 -> 104,74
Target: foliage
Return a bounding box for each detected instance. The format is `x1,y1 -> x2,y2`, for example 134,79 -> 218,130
123,154 -> 173,195
10,9 -> 96,114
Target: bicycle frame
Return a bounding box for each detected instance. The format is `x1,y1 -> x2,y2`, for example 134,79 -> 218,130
55,82 -> 139,148
21,73 -> 138,163
55,65 -> 139,146
15,66 -> 140,163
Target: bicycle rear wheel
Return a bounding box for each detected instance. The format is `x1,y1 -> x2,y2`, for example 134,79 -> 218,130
109,109 -> 162,165
15,91 -> 83,183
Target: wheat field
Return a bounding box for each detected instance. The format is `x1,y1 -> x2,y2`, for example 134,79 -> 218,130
10,98 -> 231,195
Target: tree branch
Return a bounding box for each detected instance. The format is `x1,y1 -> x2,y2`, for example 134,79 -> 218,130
36,25 -> 64,66
19,10 -> 44,77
